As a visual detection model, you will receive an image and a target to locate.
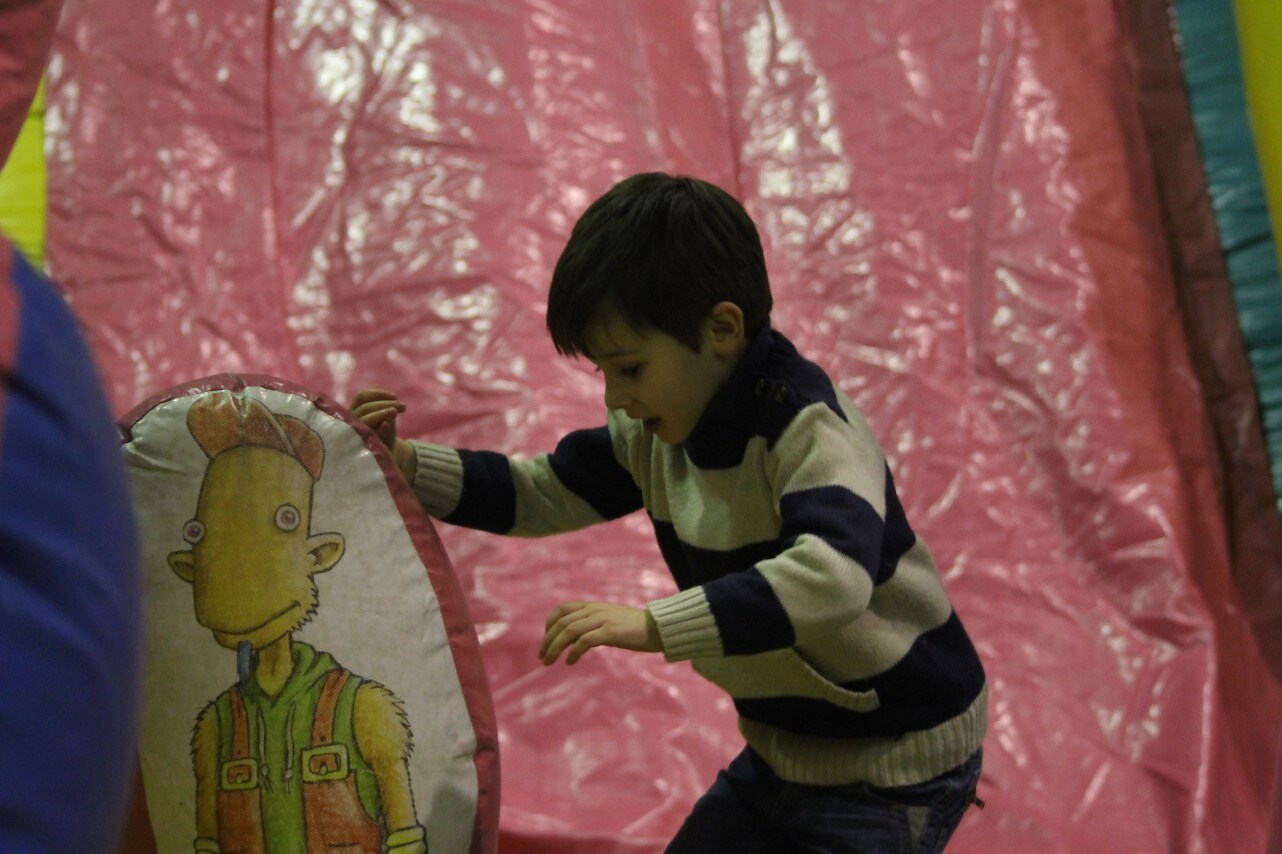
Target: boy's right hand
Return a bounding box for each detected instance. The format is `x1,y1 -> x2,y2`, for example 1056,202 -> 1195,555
350,388 -> 405,447
350,388 -> 415,482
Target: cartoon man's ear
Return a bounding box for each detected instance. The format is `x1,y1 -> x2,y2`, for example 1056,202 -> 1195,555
306,533 -> 345,575
169,551 -> 196,584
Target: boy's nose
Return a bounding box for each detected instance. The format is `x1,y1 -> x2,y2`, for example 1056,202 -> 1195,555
603,382 -> 630,411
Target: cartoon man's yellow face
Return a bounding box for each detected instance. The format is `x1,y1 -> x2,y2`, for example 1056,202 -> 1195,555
168,443 -> 344,651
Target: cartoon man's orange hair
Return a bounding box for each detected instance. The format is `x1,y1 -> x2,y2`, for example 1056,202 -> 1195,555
186,392 -> 324,481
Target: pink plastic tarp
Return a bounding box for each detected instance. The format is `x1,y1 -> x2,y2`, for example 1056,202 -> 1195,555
39,1 -> 1282,851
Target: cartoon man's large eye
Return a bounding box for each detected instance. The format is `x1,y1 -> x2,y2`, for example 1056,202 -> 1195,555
183,519 -> 205,544
274,504 -> 301,532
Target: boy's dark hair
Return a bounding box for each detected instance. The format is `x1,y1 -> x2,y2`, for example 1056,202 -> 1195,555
547,172 -> 772,357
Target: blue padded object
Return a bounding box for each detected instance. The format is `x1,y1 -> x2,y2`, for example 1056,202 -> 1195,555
0,243 -> 143,853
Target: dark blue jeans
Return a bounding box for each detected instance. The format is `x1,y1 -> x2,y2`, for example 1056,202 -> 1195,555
666,748 -> 982,853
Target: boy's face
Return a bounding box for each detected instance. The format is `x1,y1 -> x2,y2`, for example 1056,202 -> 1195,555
584,306 -> 745,445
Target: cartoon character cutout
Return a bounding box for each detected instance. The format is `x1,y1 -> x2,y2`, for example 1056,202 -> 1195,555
167,392 -> 427,854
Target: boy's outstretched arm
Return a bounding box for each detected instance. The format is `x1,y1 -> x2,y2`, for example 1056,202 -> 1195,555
350,388 -> 417,483
540,601 -> 663,665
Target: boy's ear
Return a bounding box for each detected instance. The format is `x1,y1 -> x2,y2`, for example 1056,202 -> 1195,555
707,301 -> 745,354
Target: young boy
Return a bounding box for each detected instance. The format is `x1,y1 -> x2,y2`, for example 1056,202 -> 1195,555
352,172 -> 987,852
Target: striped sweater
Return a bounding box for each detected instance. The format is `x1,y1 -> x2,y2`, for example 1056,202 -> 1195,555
409,326 -> 987,787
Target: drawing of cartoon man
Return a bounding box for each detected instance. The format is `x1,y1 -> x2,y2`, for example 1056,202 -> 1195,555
167,392 -> 427,854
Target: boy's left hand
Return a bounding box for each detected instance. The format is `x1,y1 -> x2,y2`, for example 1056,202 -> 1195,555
539,601 -> 662,665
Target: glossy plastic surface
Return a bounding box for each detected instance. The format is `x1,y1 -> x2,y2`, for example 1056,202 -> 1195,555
41,1 -> 1282,851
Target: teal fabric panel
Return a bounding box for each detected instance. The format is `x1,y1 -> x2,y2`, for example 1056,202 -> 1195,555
1173,0 -> 1282,506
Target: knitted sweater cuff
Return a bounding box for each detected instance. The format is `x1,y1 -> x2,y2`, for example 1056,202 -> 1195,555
648,587 -> 723,661
410,441 -> 464,519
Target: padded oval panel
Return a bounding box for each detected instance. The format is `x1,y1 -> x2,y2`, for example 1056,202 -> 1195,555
120,374 -> 498,854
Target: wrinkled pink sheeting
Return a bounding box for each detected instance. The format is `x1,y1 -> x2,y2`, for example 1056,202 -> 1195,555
42,1 -> 1280,851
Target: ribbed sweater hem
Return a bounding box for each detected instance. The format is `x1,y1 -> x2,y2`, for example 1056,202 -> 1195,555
739,683 -> 988,787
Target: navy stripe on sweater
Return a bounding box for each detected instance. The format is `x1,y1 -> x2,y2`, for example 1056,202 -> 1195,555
450,429 -> 642,534
733,612 -> 985,738
706,568 -> 796,655
653,475 -> 915,654
880,467 -> 917,582
447,449 -> 516,533
779,485 -> 884,582
652,518 -> 780,590
547,426 -> 643,521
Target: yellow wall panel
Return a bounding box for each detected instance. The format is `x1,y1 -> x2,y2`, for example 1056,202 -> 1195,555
1234,0 -> 1282,271
0,79 -> 45,268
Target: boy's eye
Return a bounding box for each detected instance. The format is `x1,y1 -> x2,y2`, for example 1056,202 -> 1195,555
592,362 -> 642,379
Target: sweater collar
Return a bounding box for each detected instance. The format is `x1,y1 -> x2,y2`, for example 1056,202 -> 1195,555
682,323 -> 780,459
